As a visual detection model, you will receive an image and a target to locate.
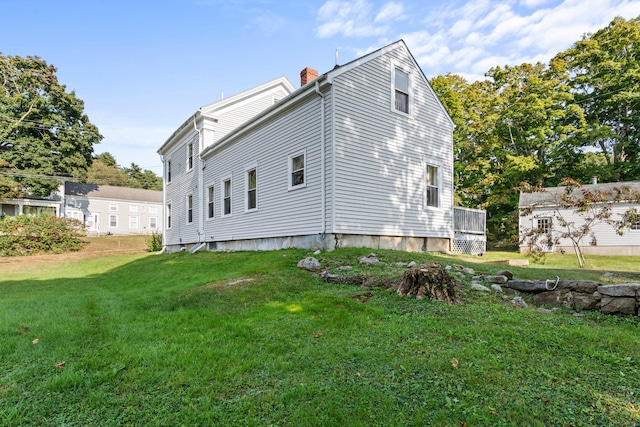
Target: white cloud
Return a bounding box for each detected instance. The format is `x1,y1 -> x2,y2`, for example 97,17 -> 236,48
315,0 -> 407,38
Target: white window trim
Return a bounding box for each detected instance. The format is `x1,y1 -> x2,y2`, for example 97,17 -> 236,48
222,175 -> 233,217
288,150 -> 307,191
390,61 -> 414,118
109,202 -> 118,211
423,159 -> 442,210
166,201 -> 172,229
149,216 -> 158,229
129,204 -> 138,212
129,215 -> 139,229
245,163 -> 258,213
206,185 -> 215,221
109,214 -> 118,228
166,159 -> 172,184
186,194 -> 194,225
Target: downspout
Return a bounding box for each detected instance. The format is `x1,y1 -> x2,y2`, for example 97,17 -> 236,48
160,154 -> 166,248
193,115 -> 204,243
315,80 -> 326,239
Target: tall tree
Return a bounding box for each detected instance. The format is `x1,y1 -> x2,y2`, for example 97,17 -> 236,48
554,15 -> 640,181
0,54 -> 101,199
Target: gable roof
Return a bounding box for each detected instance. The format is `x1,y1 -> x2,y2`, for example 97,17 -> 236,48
199,39 -> 453,159
519,181 -> 640,208
65,182 -> 163,203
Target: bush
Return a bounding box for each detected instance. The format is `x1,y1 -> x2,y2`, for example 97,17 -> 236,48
0,215 -> 85,256
146,229 -> 163,252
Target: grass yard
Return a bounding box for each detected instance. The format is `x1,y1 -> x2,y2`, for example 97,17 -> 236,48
1,246 -> 639,426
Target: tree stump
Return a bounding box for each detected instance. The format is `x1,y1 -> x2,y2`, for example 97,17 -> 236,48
396,262 -> 462,304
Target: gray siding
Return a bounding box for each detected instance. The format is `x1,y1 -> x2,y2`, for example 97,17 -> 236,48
164,133 -> 200,246
202,93 -> 326,242
331,46 -> 454,238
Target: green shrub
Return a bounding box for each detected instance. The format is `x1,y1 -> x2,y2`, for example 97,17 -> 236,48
0,214 -> 85,256
146,229 -> 163,252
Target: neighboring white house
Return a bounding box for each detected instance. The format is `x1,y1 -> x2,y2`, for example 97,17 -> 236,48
64,183 -> 163,236
519,181 -> 640,256
0,182 -> 162,236
158,40 -> 458,253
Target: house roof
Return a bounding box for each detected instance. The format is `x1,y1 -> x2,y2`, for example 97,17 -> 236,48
199,39 -> 453,159
519,181 -> 640,208
65,182 -> 163,203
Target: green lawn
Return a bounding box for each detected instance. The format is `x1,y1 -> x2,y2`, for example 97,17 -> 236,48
1,248 -> 639,426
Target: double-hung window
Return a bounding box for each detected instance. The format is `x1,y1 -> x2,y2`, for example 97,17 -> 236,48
207,185 -> 215,219
246,167 -> 257,211
289,151 -> 306,190
167,160 -> 172,183
166,203 -> 172,229
186,194 -> 193,224
223,178 -> 232,216
394,68 -> 410,114
109,214 -> 118,228
425,164 -> 439,208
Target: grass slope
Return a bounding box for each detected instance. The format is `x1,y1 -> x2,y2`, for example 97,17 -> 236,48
1,248 -> 638,426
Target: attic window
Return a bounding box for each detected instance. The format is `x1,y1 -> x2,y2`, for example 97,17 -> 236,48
187,143 -> 194,171
394,68 -> 409,114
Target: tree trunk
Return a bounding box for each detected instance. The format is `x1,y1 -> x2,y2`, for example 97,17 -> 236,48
396,262 -> 462,304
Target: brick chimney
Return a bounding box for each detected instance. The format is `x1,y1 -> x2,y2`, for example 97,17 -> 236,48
300,67 -> 318,86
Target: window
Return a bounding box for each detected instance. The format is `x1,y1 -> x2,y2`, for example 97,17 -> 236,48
167,160 -> 172,183
109,214 -> 118,228
223,178 -> 232,216
537,218 -> 552,234
425,164 -> 439,208
149,206 -> 158,214
207,185 -> 215,219
289,152 -> 306,190
166,203 -> 172,229
129,204 -> 138,212
186,194 -> 193,224
187,143 -> 193,171
394,68 -> 410,114
246,167 -> 257,211
109,203 -> 118,211
149,217 -> 157,229
129,216 -> 138,229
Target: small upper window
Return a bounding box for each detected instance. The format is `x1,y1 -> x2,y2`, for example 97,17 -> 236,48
167,160 -> 172,183
425,164 -> 439,208
289,152 -> 306,190
394,68 -> 410,114
166,203 -> 172,229
187,143 -> 194,171
109,203 -> 118,211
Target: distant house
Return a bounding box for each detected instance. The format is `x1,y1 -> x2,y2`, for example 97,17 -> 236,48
0,182 -> 162,236
158,40 -> 484,254
519,181 -> 640,256
64,183 -> 162,236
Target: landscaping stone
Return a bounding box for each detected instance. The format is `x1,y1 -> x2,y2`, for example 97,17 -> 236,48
485,275 -> 508,284
600,296 -> 636,315
471,283 -> 491,292
504,280 -> 548,293
358,254 -> 380,265
490,284 -> 503,293
510,297 -> 528,308
337,265 -> 353,271
297,257 -> 321,272
407,261 -> 417,268
495,270 -> 514,280
597,284 -> 640,297
572,293 -> 600,311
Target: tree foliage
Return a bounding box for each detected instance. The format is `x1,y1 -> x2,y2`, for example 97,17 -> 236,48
432,15 -> 640,244
86,152 -> 162,190
0,54 -> 102,199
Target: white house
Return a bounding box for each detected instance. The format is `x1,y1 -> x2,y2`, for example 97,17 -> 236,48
158,40 -> 457,253
519,181 -> 640,256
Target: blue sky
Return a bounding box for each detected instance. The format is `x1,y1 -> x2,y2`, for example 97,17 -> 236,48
2,0 -> 639,175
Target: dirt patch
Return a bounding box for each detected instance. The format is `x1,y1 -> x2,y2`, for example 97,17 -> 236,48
0,235 -> 150,268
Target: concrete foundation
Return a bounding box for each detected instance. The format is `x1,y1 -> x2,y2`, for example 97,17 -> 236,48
164,233 -> 451,254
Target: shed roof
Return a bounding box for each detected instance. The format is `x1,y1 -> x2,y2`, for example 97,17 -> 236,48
65,182 -> 163,203
519,181 -> 640,208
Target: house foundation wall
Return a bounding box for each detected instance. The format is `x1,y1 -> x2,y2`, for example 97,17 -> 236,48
163,233 -> 452,254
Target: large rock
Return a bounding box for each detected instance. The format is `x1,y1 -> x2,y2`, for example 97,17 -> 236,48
598,284 -> 640,297
600,296 -> 636,315
297,257 -> 321,272
504,280 -> 548,293
573,293 -> 600,311
485,275 -> 508,284
496,270 -> 514,280
533,289 -> 573,308
358,254 -> 380,265
557,280 -> 601,294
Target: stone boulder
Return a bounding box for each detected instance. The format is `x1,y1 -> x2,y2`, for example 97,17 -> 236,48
358,254 -> 380,265
496,270 -> 514,280
297,257 -> 321,272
